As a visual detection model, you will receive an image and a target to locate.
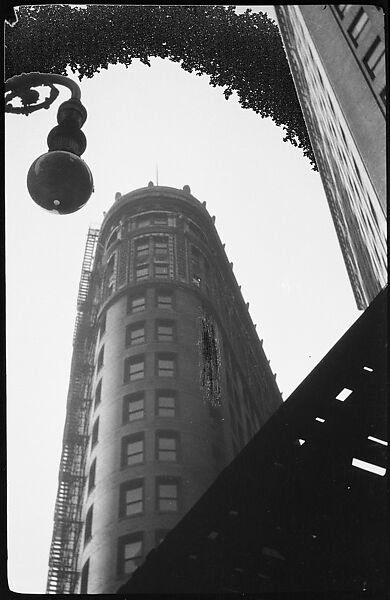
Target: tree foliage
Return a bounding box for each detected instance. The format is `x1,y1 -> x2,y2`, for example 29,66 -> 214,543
5,5 -> 317,169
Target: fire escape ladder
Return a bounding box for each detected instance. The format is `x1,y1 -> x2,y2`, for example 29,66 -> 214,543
46,227 -> 101,594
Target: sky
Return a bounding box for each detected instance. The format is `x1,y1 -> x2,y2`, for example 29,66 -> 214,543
5,5 -> 361,594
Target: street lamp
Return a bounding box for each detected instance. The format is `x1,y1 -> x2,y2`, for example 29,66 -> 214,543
5,72 -> 94,214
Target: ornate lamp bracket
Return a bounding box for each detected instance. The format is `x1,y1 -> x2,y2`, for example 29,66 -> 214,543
5,72 -> 81,115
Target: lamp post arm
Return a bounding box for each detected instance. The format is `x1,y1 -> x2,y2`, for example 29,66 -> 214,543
5,72 -> 82,115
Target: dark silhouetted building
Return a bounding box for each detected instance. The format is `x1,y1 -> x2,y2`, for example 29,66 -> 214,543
46,184 -> 282,593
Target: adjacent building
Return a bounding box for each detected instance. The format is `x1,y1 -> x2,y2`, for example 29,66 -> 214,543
46,184 -> 282,594
275,5 -> 387,310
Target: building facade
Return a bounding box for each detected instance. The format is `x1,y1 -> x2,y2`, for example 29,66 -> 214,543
275,5 -> 387,310
46,184 -> 282,594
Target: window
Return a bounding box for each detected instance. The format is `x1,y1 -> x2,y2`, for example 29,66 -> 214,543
136,264 -> 149,281
154,237 -> 169,259
188,219 -> 207,243
128,294 -> 146,314
106,254 -> 116,279
136,213 -> 173,228
157,355 -> 176,378
156,291 -> 173,309
125,356 -> 145,382
156,391 -> 176,417
153,213 -> 168,226
126,323 -> 145,346
97,346 -> 104,371
334,5 -> 351,18
105,255 -> 116,298
106,229 -> 118,250
363,36 -> 385,79
88,459 -> 96,493
91,418 -> 99,448
123,392 -> 145,423
122,434 -> 144,466
119,480 -> 144,517
84,505 -> 93,544
80,560 -> 89,593
348,8 -> 370,46
137,215 -> 151,228
157,321 -> 175,342
94,379 -> 102,408
156,478 -> 179,512
156,432 -> 179,461
155,529 -> 170,545
155,264 -> 169,278
118,533 -> 143,576
136,239 -> 149,259
191,245 -> 201,262
191,247 -> 202,279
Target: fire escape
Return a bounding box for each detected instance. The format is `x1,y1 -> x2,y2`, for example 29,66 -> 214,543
46,227 -> 101,594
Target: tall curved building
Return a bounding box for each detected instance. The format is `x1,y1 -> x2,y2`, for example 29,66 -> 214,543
46,184 -> 282,594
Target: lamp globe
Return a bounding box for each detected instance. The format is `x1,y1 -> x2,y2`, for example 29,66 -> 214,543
27,150 -> 94,214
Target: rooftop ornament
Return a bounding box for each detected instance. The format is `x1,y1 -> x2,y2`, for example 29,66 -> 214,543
5,72 -> 94,214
